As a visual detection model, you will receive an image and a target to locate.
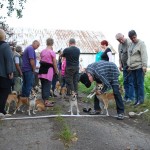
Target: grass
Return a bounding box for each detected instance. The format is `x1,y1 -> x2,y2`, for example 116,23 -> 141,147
54,115 -> 77,148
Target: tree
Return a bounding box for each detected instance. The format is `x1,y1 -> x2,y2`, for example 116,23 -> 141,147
0,0 -> 26,18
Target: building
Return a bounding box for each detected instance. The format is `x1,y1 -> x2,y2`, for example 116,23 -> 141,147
10,28 -> 116,67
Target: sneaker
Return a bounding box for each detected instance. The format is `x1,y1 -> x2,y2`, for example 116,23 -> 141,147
4,114 -> 12,117
117,113 -> 124,120
125,99 -> 132,104
89,110 -> 101,115
0,113 -> 5,119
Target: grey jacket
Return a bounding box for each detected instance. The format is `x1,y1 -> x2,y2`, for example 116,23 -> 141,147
0,41 -> 14,78
118,39 -> 131,67
127,39 -> 148,70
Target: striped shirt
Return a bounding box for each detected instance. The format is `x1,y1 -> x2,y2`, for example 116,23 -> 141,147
86,60 -> 120,92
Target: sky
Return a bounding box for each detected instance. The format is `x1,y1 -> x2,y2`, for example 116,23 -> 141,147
1,0 -> 150,65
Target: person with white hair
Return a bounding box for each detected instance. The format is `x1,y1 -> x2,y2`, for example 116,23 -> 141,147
0,29 -> 14,118
115,33 -> 134,103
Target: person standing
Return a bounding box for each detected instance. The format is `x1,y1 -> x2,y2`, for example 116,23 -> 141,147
62,38 -> 80,94
0,29 -> 14,117
80,61 -> 125,120
94,47 -> 103,62
21,40 -> 40,97
127,30 -> 148,106
100,40 -> 113,62
38,38 -> 58,106
13,45 -> 23,94
115,33 -> 134,103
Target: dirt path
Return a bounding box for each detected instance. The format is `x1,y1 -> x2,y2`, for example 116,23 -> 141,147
0,95 -> 150,150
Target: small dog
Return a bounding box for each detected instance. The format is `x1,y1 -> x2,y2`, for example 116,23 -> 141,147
54,81 -> 61,97
6,91 -> 18,114
13,96 -> 29,114
13,89 -> 37,116
61,86 -> 67,99
87,83 -> 104,99
68,91 -> 80,115
36,99 -> 45,111
96,93 -> 115,116
28,90 -> 37,115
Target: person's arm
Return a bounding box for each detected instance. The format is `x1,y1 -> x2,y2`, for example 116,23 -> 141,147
15,63 -> 23,76
52,57 -> 58,74
107,52 -> 113,62
30,58 -> 35,72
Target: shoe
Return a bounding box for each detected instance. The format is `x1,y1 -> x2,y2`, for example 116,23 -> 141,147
0,113 -> 5,119
89,111 -> 101,115
117,113 -> 124,120
83,108 -> 92,113
4,114 -> 12,117
125,99 -> 132,104
45,101 -> 54,107
134,101 -> 143,107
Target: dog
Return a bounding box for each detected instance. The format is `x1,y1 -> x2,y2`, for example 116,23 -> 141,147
13,89 -> 37,116
6,91 -> 18,114
87,83 -> 104,99
96,92 -> 115,116
54,81 -> 61,97
68,91 -> 80,115
35,99 -> 45,111
61,86 -> 67,99
28,90 -> 37,115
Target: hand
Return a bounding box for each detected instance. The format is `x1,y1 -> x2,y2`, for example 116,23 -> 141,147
119,66 -> 123,71
96,90 -> 103,95
142,67 -> 147,74
8,73 -> 13,79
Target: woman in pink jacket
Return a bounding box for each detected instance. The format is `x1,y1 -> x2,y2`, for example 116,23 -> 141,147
61,57 -> 66,87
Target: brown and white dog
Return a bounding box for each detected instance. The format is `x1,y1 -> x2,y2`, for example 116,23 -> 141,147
87,83 -> 104,99
96,92 -> 115,116
35,99 -> 45,112
13,89 -> 37,116
61,86 -> 67,99
6,91 -> 18,114
68,91 -> 80,115
54,81 -> 61,97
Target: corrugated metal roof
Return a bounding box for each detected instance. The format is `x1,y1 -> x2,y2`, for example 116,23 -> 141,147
10,28 -> 116,54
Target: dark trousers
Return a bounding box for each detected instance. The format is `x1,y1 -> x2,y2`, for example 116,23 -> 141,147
65,66 -> 79,93
0,77 -> 11,114
40,78 -> 51,101
123,66 -> 134,100
132,68 -> 144,103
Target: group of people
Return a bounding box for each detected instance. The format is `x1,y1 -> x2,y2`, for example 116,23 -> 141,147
0,28 -> 148,120
80,30 -> 148,120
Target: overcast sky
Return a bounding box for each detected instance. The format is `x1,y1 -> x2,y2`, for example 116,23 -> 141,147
1,0 -> 150,64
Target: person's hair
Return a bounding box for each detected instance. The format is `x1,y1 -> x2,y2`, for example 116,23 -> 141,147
0,29 -> 6,41
15,45 -> 22,53
115,33 -> 124,40
101,40 -> 108,46
69,38 -> 76,44
128,30 -> 137,38
46,38 -> 54,46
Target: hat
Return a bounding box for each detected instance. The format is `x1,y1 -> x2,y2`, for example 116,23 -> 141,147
79,73 -> 91,88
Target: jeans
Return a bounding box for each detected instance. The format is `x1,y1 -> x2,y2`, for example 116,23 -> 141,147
40,78 -> 51,101
65,66 -> 79,93
131,68 -> 144,104
112,85 -> 124,114
22,71 -> 34,97
123,66 -> 134,100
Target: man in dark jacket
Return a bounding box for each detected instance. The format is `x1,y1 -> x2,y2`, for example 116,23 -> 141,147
62,38 -> 80,94
0,29 -> 14,118
80,60 -> 124,120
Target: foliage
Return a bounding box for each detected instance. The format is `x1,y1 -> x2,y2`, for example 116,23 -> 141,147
144,71 -> 150,99
0,17 -> 14,40
0,0 -> 26,18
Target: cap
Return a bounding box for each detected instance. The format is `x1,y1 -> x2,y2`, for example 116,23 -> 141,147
79,73 -> 91,88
